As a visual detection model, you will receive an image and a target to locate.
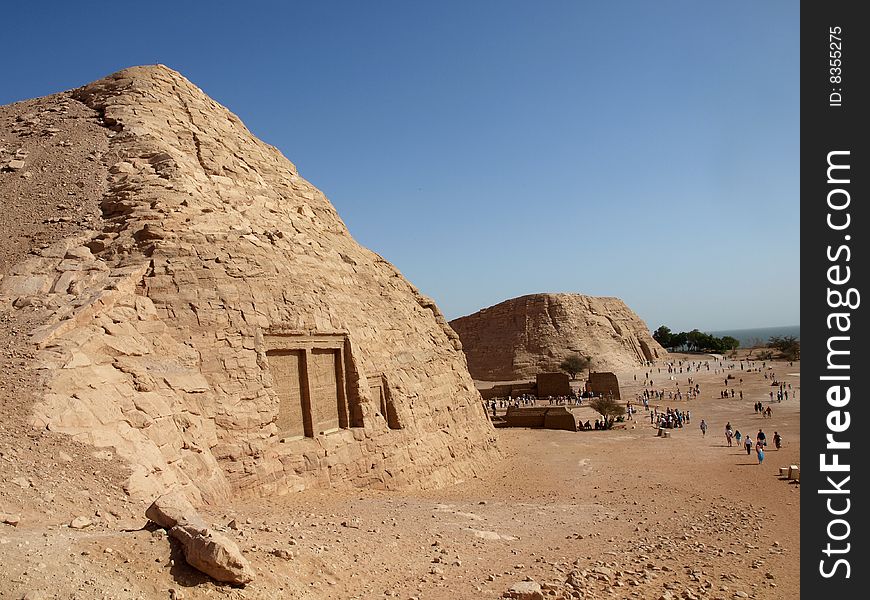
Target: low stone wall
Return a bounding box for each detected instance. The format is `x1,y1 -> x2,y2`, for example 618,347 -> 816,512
503,406 -> 577,432
479,382 -> 535,401
542,407 -> 578,431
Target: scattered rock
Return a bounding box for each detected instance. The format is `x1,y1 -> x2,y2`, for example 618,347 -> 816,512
1,513 -> 21,527
341,518 -> 361,529
69,516 -> 93,529
504,581 -> 544,600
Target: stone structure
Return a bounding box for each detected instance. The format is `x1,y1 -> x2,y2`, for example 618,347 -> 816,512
479,382 -> 535,401
586,372 -> 621,400
502,406 -> 577,432
535,372 -> 571,397
0,66 -> 498,505
449,293 -> 664,381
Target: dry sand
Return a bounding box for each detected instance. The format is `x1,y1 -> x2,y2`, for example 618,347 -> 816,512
0,353 -> 799,599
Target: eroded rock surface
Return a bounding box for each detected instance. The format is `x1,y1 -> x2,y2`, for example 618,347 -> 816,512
0,65 -> 498,506
449,293 -> 664,381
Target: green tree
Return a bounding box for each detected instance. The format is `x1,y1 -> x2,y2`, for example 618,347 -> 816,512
686,329 -> 707,352
653,325 -> 739,354
589,397 -> 626,429
653,325 -> 673,348
747,337 -> 764,349
768,336 -> 800,360
559,354 -> 590,379
670,331 -> 688,350
720,336 -> 740,351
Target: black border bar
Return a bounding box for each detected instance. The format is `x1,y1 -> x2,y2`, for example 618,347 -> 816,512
802,1 -> 868,596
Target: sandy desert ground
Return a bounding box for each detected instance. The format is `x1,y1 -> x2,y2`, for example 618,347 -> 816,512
0,351 -> 799,600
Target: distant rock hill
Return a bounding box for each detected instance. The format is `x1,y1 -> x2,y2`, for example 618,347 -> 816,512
449,294 -> 664,381
0,65 -> 497,505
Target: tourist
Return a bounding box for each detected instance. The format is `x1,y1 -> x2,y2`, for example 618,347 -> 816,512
725,421 -> 733,447
757,429 -> 767,447
700,419 -> 708,436
773,431 -> 782,449
734,429 -> 742,444
744,434 -> 753,455
756,438 -> 765,464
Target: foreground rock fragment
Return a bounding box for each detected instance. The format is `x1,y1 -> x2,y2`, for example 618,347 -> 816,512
146,492 -> 255,585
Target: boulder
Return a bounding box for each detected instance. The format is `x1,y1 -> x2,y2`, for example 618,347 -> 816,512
145,491 -> 204,529
170,522 -> 255,585
146,492 -> 254,585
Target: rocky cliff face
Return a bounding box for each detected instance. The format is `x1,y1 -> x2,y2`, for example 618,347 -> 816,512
449,294 -> 664,381
0,65 -> 498,505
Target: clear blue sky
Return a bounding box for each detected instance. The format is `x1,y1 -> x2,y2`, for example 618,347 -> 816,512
1,1 -> 799,332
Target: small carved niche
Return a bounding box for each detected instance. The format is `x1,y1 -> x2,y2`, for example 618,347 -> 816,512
367,374 -> 402,430
265,334 -> 356,438
267,349 -> 309,438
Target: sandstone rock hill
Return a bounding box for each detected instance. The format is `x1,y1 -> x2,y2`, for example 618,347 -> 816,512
448,294 -> 664,381
0,65 -> 498,506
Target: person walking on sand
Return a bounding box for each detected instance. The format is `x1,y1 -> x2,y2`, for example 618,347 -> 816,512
756,438 -> 765,464
725,421 -> 733,447
735,429 -> 742,445
773,431 -> 782,449
744,434 -> 753,455
700,419 -> 708,436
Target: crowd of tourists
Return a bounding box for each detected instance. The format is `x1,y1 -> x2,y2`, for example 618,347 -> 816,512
651,406 -> 690,429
